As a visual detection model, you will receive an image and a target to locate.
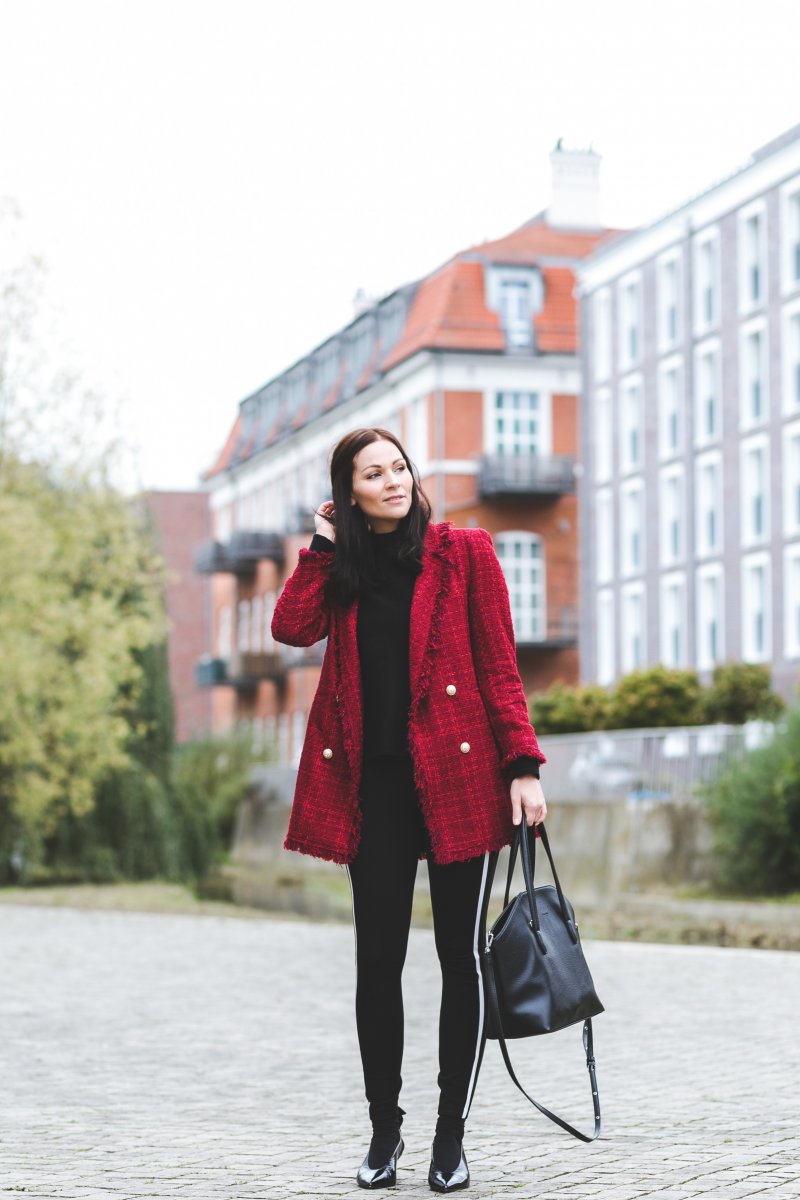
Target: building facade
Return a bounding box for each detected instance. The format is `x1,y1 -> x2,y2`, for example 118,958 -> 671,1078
198,148 -> 616,763
145,490 -> 213,741
577,124 -> 800,700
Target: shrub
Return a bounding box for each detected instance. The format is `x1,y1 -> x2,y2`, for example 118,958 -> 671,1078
703,706 -> 800,895
606,666 -> 706,729
529,683 -> 611,734
703,662 -> 785,725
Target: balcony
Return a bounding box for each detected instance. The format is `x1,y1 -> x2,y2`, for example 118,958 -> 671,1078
515,606 -> 578,650
478,453 -> 576,499
194,530 -> 285,576
195,651 -> 287,689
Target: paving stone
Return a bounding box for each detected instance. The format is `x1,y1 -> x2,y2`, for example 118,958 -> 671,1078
1,905 -> 799,1198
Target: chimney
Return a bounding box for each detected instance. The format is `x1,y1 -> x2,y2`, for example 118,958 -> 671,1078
547,140 -> 601,230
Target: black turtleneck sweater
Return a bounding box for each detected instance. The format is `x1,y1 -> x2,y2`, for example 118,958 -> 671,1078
309,530 -> 539,780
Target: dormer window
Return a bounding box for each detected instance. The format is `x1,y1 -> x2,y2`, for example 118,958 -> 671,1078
485,266 -> 542,351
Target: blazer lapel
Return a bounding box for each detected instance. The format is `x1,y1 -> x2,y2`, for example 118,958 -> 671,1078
409,522 -> 453,699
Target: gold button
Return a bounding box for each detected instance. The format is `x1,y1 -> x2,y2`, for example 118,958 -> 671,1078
322,748 -> 333,760
460,742 -> 470,754
446,684 -> 457,696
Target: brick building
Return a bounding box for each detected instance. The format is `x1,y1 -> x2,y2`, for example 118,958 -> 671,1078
576,124 -> 800,700
145,491 -> 213,741
198,147 -> 616,763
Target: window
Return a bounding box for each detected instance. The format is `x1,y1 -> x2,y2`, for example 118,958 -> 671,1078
495,532 -> 545,643
694,341 -> 720,446
263,591 -> 277,651
739,203 -> 767,312
620,479 -> 644,576
658,357 -> 683,458
595,388 -> 613,481
783,301 -> 800,414
618,273 -> 642,369
742,554 -> 771,662
290,711 -> 307,768
695,452 -> 722,558
500,279 -> 533,349
277,712 -> 290,763
619,377 -> 644,473
492,392 -> 542,455
660,465 -> 684,566
237,600 -> 251,652
250,595 -> 263,653
408,394 -> 429,468
593,289 -> 612,382
620,583 -> 645,672
657,251 -> 681,350
785,545 -> 800,659
596,488 -> 614,584
784,421 -> 800,537
597,590 -> 616,685
696,563 -> 724,670
694,229 -> 719,333
741,436 -> 770,546
782,180 -> 800,293
218,605 -> 232,659
740,321 -> 768,428
660,573 -> 686,667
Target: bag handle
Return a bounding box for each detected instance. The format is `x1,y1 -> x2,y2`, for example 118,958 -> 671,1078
505,824 -> 578,946
482,953 -> 602,1143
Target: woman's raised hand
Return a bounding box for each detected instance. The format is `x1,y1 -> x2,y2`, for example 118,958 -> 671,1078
510,776 -> 547,827
314,500 -> 337,542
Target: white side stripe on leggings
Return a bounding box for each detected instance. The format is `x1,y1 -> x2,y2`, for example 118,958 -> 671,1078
461,851 -> 490,1120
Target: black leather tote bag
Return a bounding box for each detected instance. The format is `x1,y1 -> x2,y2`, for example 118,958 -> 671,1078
481,822 -> 604,1141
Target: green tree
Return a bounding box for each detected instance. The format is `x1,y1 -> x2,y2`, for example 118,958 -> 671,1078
529,683 -> 612,734
703,662 -> 785,725
606,666 -> 706,729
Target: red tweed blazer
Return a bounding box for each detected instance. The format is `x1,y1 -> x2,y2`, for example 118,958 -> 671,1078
271,521 -> 545,865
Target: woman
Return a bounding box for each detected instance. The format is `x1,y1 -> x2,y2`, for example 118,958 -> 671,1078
271,428 -> 547,1193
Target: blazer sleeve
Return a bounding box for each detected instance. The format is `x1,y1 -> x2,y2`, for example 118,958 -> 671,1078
466,529 -> 546,773
271,541 -> 335,647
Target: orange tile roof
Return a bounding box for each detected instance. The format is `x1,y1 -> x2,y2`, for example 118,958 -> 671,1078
202,413 -> 242,480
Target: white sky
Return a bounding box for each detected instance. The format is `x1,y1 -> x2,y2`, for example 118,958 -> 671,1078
1,0 -> 799,490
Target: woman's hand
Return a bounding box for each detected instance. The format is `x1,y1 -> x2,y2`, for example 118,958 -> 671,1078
314,500 -> 337,542
510,776 -> 547,827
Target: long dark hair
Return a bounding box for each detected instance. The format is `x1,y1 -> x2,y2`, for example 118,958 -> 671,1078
322,427 -> 431,607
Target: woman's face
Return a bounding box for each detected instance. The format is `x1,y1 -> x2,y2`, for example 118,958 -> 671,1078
350,438 -> 413,532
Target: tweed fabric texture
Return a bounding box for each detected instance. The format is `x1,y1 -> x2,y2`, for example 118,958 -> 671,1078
271,521 -> 546,865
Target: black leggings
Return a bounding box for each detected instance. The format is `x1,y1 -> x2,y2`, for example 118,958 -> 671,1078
346,753 -> 498,1127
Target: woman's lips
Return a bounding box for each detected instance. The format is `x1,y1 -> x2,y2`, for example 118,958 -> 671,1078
385,496 -> 406,503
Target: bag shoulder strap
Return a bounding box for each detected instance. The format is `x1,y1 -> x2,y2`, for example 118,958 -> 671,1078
483,948 -> 601,1143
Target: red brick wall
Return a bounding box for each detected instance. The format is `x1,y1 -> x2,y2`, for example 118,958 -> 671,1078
145,491 -> 213,742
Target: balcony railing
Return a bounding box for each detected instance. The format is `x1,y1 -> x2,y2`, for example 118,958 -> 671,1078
194,530 -> 285,576
195,651 -> 287,689
515,605 -> 578,649
478,453 -> 576,499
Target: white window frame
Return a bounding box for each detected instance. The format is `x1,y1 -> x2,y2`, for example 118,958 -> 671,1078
290,710 -> 307,768
660,571 -> 687,668
695,449 -> 723,560
263,590 -> 277,652
620,581 -> 646,673
783,419 -> 800,539
487,391 -> 548,457
693,226 -> 720,335
597,588 -> 616,685
738,199 -> 767,315
237,599 -> 251,653
694,338 -> 721,447
495,531 -> 546,643
619,374 -> 644,474
618,271 -> 643,372
740,433 -> 771,548
741,552 -> 771,663
620,477 -> 645,577
594,386 -> 613,482
783,297 -> 800,416
593,288 -> 612,383
739,317 -> 769,430
784,542 -> 800,660
408,393 -> 429,471
781,174 -> 800,296
218,604 -> 232,659
659,463 -> 685,568
596,487 -> 614,585
695,561 -> 724,671
657,248 -> 682,353
658,354 -> 683,460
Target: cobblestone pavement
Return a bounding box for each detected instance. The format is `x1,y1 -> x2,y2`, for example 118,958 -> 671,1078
1,904 -> 798,1200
